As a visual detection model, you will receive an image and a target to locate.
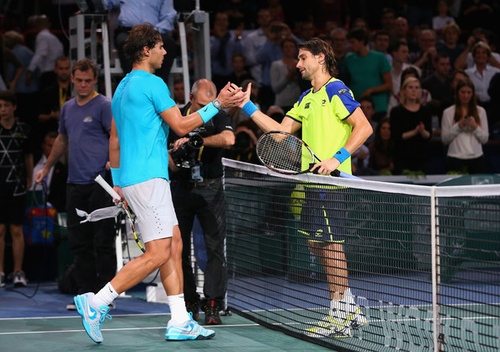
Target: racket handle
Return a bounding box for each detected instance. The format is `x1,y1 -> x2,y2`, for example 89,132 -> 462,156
95,175 -> 121,202
309,163 -> 361,180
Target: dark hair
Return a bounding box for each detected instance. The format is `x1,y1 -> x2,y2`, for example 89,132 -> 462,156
400,66 -> 420,87
374,30 -> 391,40
347,27 -> 370,45
390,40 -> 409,53
450,69 -> 468,82
72,58 -> 98,78
373,116 -> 393,152
280,37 -> 297,49
434,51 -> 450,63
0,90 -> 17,105
298,37 -> 336,76
55,56 -> 70,66
44,131 -> 58,141
124,22 -> 163,64
381,8 -> 396,17
358,95 -> 374,106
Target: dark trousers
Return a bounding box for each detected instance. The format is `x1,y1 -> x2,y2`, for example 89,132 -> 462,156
446,156 -> 485,174
66,183 -> 116,294
171,179 -> 227,305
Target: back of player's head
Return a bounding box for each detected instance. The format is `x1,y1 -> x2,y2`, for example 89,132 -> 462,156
124,22 -> 163,64
298,37 -> 336,77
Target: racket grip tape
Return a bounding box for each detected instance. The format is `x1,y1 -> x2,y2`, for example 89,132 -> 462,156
309,163 -> 340,176
95,175 -> 121,202
309,163 -> 360,179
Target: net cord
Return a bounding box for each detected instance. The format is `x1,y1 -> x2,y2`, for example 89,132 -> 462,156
223,159 -> 500,198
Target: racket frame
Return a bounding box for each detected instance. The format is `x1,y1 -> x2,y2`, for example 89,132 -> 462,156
95,175 -> 145,253
256,131 -> 342,177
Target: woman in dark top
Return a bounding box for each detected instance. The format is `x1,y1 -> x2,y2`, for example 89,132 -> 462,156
390,77 -> 433,174
368,117 -> 394,175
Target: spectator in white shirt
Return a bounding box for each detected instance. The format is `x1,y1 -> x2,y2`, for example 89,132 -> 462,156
441,77 -> 489,173
242,8 -> 272,89
464,41 -> 500,107
26,15 -> 64,91
432,0 -> 456,31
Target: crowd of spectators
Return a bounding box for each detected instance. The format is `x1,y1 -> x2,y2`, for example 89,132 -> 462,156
1,0 -> 500,180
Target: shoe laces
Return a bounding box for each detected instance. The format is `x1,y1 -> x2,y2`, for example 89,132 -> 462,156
99,307 -> 112,324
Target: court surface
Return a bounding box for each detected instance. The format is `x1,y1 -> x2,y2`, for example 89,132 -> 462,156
0,282 -> 333,352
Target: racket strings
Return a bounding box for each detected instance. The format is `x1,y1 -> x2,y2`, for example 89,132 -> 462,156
257,134 -> 305,172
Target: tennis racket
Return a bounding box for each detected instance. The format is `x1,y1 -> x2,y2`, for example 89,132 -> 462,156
256,131 -> 360,179
95,175 -> 145,253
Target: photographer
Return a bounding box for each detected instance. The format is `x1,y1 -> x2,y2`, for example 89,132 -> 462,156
168,79 -> 234,325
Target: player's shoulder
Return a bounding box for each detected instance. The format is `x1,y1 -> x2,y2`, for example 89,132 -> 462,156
325,78 -> 351,97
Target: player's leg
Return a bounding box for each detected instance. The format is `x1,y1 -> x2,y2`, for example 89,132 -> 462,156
171,181 -> 199,319
301,188 -> 365,337
305,241 -> 352,337
163,225 -> 215,340
74,178 -> 173,343
74,236 -> 173,343
309,241 -> 348,301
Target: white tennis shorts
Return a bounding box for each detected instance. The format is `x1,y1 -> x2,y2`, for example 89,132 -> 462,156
121,178 -> 178,243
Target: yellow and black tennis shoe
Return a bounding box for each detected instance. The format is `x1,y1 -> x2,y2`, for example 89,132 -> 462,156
305,315 -> 352,338
347,308 -> 367,329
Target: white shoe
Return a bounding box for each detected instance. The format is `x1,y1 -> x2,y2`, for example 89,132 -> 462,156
13,271 -> 27,287
74,293 -> 112,343
165,316 -> 215,341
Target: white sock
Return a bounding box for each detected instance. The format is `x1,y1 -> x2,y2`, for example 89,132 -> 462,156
168,294 -> 190,324
93,282 -> 119,307
342,288 -> 358,314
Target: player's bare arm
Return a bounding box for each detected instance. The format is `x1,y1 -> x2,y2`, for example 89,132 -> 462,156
163,82 -> 244,136
239,82 -> 301,134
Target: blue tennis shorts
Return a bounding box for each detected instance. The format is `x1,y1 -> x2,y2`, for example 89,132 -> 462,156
298,187 -> 346,243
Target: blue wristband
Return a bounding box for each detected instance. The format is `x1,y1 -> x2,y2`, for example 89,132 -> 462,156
110,167 -> 120,187
198,101 -> 219,123
333,147 -> 350,164
242,101 -> 258,117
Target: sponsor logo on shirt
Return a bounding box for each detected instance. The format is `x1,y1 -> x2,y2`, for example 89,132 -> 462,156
338,88 -> 349,95
83,116 -> 93,123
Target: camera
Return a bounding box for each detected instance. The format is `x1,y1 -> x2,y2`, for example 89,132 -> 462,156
170,132 -> 204,169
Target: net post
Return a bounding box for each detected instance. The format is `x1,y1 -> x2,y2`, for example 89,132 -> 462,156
430,186 -> 440,352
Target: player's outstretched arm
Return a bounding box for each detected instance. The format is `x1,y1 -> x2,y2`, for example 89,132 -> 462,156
162,83 -> 244,137
238,82 -> 299,134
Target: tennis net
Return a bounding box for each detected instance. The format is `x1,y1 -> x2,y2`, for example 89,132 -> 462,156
223,159 -> 500,352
